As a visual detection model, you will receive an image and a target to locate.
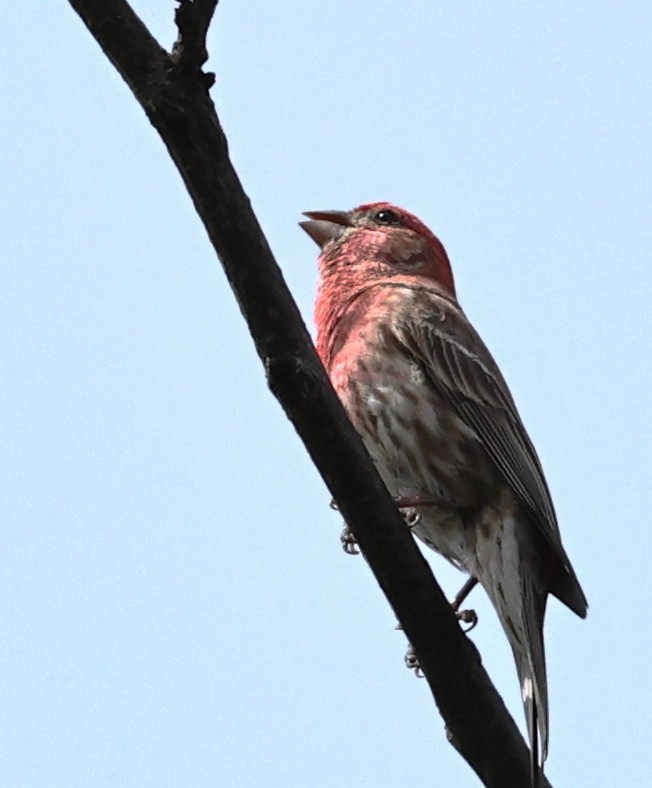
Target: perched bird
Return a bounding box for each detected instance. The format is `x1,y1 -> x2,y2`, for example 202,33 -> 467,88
300,202 -> 587,776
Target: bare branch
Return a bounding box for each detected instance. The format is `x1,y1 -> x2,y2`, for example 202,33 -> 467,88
66,2 -> 552,786
68,0 -> 167,96
172,0 -> 217,75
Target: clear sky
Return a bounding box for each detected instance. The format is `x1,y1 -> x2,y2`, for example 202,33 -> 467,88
2,2 -> 650,786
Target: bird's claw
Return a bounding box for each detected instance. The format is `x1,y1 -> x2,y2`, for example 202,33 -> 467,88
402,609 -> 477,678
450,576 -> 479,632
401,507 -> 421,529
456,608 -> 478,632
340,525 -> 360,555
394,496 -> 439,529
329,500 -> 359,555
404,645 -> 424,678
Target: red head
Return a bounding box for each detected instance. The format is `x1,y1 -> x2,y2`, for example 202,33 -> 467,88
300,202 -> 455,297
300,202 -> 456,365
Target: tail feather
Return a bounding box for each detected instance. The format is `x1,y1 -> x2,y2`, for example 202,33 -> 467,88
511,580 -> 548,784
475,512 -> 552,784
529,695 -> 539,788
483,568 -> 548,783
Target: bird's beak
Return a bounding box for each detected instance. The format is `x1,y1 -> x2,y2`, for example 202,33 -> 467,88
299,210 -> 353,249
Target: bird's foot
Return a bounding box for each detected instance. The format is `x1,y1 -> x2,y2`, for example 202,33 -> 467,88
404,644 -> 424,678
402,607 -> 477,679
329,500 -> 360,555
401,507 -> 421,529
455,608 -> 478,632
451,576 -> 479,631
332,496 -> 437,542
394,496 -> 438,530
340,524 -> 359,555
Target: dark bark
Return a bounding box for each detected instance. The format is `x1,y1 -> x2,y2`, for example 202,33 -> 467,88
66,2 -> 552,785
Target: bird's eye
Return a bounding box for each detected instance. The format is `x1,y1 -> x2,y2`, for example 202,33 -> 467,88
374,209 -> 401,226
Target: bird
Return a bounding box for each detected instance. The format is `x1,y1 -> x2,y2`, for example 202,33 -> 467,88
300,202 -> 587,779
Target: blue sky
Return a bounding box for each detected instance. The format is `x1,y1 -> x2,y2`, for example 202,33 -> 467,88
1,2 -> 650,786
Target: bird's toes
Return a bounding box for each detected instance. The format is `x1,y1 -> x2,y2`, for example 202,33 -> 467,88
340,525 -> 360,555
456,608 -> 478,632
404,645 -> 424,677
401,507 -> 422,529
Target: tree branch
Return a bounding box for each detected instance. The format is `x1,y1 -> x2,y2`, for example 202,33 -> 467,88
66,2 -> 552,785
172,0 -> 217,77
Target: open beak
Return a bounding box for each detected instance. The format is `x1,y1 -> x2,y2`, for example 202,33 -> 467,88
299,210 -> 353,249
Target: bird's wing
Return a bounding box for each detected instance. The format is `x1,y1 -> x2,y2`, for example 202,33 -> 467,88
393,287 -> 566,556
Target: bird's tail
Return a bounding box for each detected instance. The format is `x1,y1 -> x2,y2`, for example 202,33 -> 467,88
487,573 -> 548,786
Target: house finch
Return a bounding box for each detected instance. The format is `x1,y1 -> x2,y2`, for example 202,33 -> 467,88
300,202 -> 587,776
